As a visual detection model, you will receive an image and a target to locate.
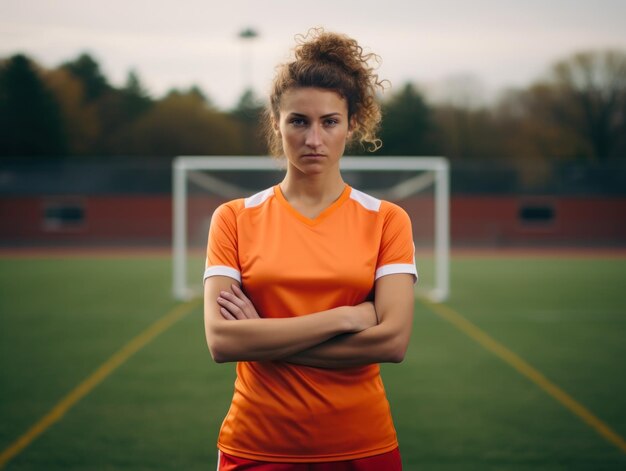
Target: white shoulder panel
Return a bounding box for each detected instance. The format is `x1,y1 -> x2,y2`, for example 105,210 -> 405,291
349,188 -> 381,212
244,187 -> 274,208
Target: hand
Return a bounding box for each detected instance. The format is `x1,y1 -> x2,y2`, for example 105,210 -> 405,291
217,284 -> 260,320
350,301 -> 378,332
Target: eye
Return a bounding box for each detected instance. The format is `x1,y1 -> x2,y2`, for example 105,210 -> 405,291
323,118 -> 339,127
289,118 -> 307,127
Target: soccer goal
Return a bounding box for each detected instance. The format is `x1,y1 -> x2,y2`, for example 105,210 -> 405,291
172,156 -> 449,302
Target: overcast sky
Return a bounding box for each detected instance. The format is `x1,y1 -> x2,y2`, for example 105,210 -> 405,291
2,0 -> 626,109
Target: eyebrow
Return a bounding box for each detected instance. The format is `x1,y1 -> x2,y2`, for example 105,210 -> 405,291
287,112 -> 343,118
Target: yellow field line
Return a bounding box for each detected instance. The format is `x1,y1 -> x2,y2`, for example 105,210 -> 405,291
420,298 -> 626,454
0,298 -> 201,469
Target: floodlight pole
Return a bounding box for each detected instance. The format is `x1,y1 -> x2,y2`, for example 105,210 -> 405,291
238,27 -> 259,93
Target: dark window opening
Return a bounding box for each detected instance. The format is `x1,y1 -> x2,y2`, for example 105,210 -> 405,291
43,201 -> 85,231
519,205 -> 555,224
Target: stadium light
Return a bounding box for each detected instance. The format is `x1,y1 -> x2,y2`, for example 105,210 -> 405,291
237,27 -> 259,92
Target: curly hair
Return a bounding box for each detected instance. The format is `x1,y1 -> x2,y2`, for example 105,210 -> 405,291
264,28 -> 387,156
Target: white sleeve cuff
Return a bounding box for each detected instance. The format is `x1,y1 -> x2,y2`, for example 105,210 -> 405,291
203,265 -> 241,284
375,263 -> 418,284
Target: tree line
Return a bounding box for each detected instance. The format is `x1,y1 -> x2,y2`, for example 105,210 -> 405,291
1,50 -> 624,163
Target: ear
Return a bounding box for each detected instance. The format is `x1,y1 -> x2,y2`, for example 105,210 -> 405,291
272,117 -> 280,136
347,117 -> 356,138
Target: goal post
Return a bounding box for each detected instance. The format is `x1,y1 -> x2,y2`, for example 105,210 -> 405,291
172,156 -> 450,302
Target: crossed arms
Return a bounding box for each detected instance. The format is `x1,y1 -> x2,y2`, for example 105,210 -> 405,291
203,273 -> 415,368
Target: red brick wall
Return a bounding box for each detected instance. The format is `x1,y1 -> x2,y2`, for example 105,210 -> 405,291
1,195 -> 625,246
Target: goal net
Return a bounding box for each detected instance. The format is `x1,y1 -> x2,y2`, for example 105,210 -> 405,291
172,156 -> 449,302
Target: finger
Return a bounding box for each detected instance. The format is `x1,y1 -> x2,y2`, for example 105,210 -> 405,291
231,284 -> 248,300
217,296 -> 241,314
230,285 -> 260,319
220,290 -> 247,309
220,307 -> 237,320
217,297 -> 246,320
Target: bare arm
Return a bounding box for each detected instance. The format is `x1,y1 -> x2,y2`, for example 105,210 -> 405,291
203,276 -> 377,363
283,273 -> 415,368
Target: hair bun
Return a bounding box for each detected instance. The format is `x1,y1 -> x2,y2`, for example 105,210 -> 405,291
295,28 -> 366,76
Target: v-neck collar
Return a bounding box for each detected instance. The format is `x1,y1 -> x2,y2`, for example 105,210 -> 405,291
274,184 -> 351,226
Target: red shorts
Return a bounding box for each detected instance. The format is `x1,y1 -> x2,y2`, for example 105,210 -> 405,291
217,448 -> 402,470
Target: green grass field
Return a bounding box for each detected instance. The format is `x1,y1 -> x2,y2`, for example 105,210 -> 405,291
1,254 -> 625,470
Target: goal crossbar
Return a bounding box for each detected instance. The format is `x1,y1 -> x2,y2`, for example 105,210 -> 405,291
172,156 -> 450,302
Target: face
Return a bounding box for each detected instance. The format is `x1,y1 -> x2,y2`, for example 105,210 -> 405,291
275,87 -> 351,176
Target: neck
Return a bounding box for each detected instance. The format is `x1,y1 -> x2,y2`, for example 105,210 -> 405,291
280,166 -> 345,204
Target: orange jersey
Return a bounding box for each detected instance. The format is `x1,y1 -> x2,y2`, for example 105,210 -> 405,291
204,184 -> 417,463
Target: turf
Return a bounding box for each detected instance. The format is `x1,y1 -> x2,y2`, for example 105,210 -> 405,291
0,255 -> 625,470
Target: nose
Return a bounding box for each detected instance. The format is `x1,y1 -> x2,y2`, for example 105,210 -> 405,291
304,123 -> 322,149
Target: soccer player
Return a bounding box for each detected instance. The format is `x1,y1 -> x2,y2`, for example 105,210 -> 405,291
203,28 -> 417,471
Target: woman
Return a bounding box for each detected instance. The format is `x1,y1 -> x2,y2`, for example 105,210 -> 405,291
204,28 -> 417,470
